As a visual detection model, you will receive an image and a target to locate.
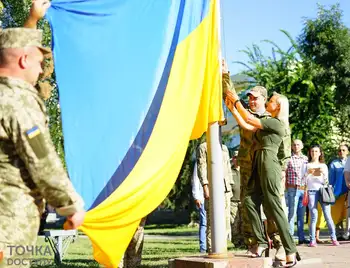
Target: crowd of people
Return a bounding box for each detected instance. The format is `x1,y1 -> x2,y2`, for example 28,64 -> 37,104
191,60 -> 350,267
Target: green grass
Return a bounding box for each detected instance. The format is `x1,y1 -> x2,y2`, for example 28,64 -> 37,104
27,226 -> 237,268
27,223 -> 334,267
141,239 -> 199,268
144,224 -> 197,236
30,236 -> 100,268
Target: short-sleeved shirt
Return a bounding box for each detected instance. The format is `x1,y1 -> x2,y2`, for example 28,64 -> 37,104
254,118 -> 286,154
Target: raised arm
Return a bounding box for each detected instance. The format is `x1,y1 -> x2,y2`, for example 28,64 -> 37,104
222,60 -> 263,129
24,0 -> 51,28
225,90 -> 263,130
226,99 -> 257,131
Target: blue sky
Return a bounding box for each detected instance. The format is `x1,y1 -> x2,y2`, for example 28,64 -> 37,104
221,0 -> 350,75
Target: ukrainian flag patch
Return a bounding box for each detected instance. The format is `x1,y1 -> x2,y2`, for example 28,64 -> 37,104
26,126 -> 41,139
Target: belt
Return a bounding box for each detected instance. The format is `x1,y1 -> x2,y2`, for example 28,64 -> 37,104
287,184 -> 305,190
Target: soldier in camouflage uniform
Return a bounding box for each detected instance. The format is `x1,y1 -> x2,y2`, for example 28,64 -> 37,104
222,61 -> 288,260
0,4 -> 85,267
196,141 -> 233,253
119,217 -> 147,268
230,151 -> 243,247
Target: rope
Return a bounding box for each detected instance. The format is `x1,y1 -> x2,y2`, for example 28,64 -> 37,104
220,0 -> 227,60
218,0 -> 230,123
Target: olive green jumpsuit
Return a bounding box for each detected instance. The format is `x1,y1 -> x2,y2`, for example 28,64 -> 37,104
244,118 -> 297,255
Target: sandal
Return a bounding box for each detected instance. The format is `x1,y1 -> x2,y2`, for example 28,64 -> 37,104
251,246 -> 269,258
284,252 -> 301,267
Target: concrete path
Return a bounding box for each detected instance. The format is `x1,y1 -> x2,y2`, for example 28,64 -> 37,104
146,234 -> 350,267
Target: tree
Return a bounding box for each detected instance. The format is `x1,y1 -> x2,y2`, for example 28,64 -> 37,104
298,3 -> 350,105
298,3 -> 350,144
235,30 -> 336,158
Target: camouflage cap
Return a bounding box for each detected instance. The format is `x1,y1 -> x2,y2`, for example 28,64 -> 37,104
0,28 -> 51,54
246,86 -> 268,99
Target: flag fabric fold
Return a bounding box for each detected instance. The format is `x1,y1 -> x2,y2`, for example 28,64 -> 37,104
47,0 -> 223,266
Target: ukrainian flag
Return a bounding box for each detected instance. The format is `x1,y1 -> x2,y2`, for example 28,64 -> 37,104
47,0 -> 223,266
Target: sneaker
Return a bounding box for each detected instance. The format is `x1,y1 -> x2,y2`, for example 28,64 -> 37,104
308,242 -> 317,247
332,240 -> 340,246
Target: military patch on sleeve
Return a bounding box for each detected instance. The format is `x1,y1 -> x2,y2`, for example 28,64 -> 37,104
26,126 -> 49,159
26,126 -> 41,138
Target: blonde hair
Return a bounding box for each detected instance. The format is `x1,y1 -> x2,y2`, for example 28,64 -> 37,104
273,92 -> 290,134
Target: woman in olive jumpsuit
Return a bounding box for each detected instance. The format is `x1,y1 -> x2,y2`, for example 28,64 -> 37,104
225,90 -> 299,267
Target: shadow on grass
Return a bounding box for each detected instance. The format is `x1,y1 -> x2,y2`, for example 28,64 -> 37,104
146,240 -> 196,245
145,224 -> 182,229
140,264 -> 167,268
31,259 -> 100,268
145,231 -> 197,236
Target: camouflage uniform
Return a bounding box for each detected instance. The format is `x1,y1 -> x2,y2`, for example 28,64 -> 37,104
230,157 -> 243,247
0,28 -> 84,268
119,218 -> 147,268
196,142 -> 232,253
222,73 -> 287,251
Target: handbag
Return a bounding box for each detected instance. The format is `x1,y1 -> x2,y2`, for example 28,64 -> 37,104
302,190 -> 309,206
319,185 -> 336,205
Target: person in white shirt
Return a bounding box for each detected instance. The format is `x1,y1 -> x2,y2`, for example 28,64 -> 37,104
191,162 -> 207,253
342,156 -> 350,239
302,145 -> 339,247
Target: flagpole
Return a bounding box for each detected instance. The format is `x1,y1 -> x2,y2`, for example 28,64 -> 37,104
207,123 -> 227,255
206,0 -> 228,257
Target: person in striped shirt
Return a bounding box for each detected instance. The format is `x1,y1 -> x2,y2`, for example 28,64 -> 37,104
285,139 -> 309,244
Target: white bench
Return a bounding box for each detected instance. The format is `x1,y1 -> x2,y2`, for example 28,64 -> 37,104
43,229 -> 78,264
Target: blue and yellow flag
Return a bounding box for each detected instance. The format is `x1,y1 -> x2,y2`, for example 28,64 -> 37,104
47,0 -> 223,267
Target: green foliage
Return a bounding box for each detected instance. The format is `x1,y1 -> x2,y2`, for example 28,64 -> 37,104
235,30 -> 336,158
298,3 -> 350,105
234,3 -> 350,159
298,3 -> 350,144
46,86 -> 66,162
0,0 -> 31,27
162,139 -> 201,211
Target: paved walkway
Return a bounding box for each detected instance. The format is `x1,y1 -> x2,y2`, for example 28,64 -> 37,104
292,240 -> 350,267
146,235 -> 350,267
